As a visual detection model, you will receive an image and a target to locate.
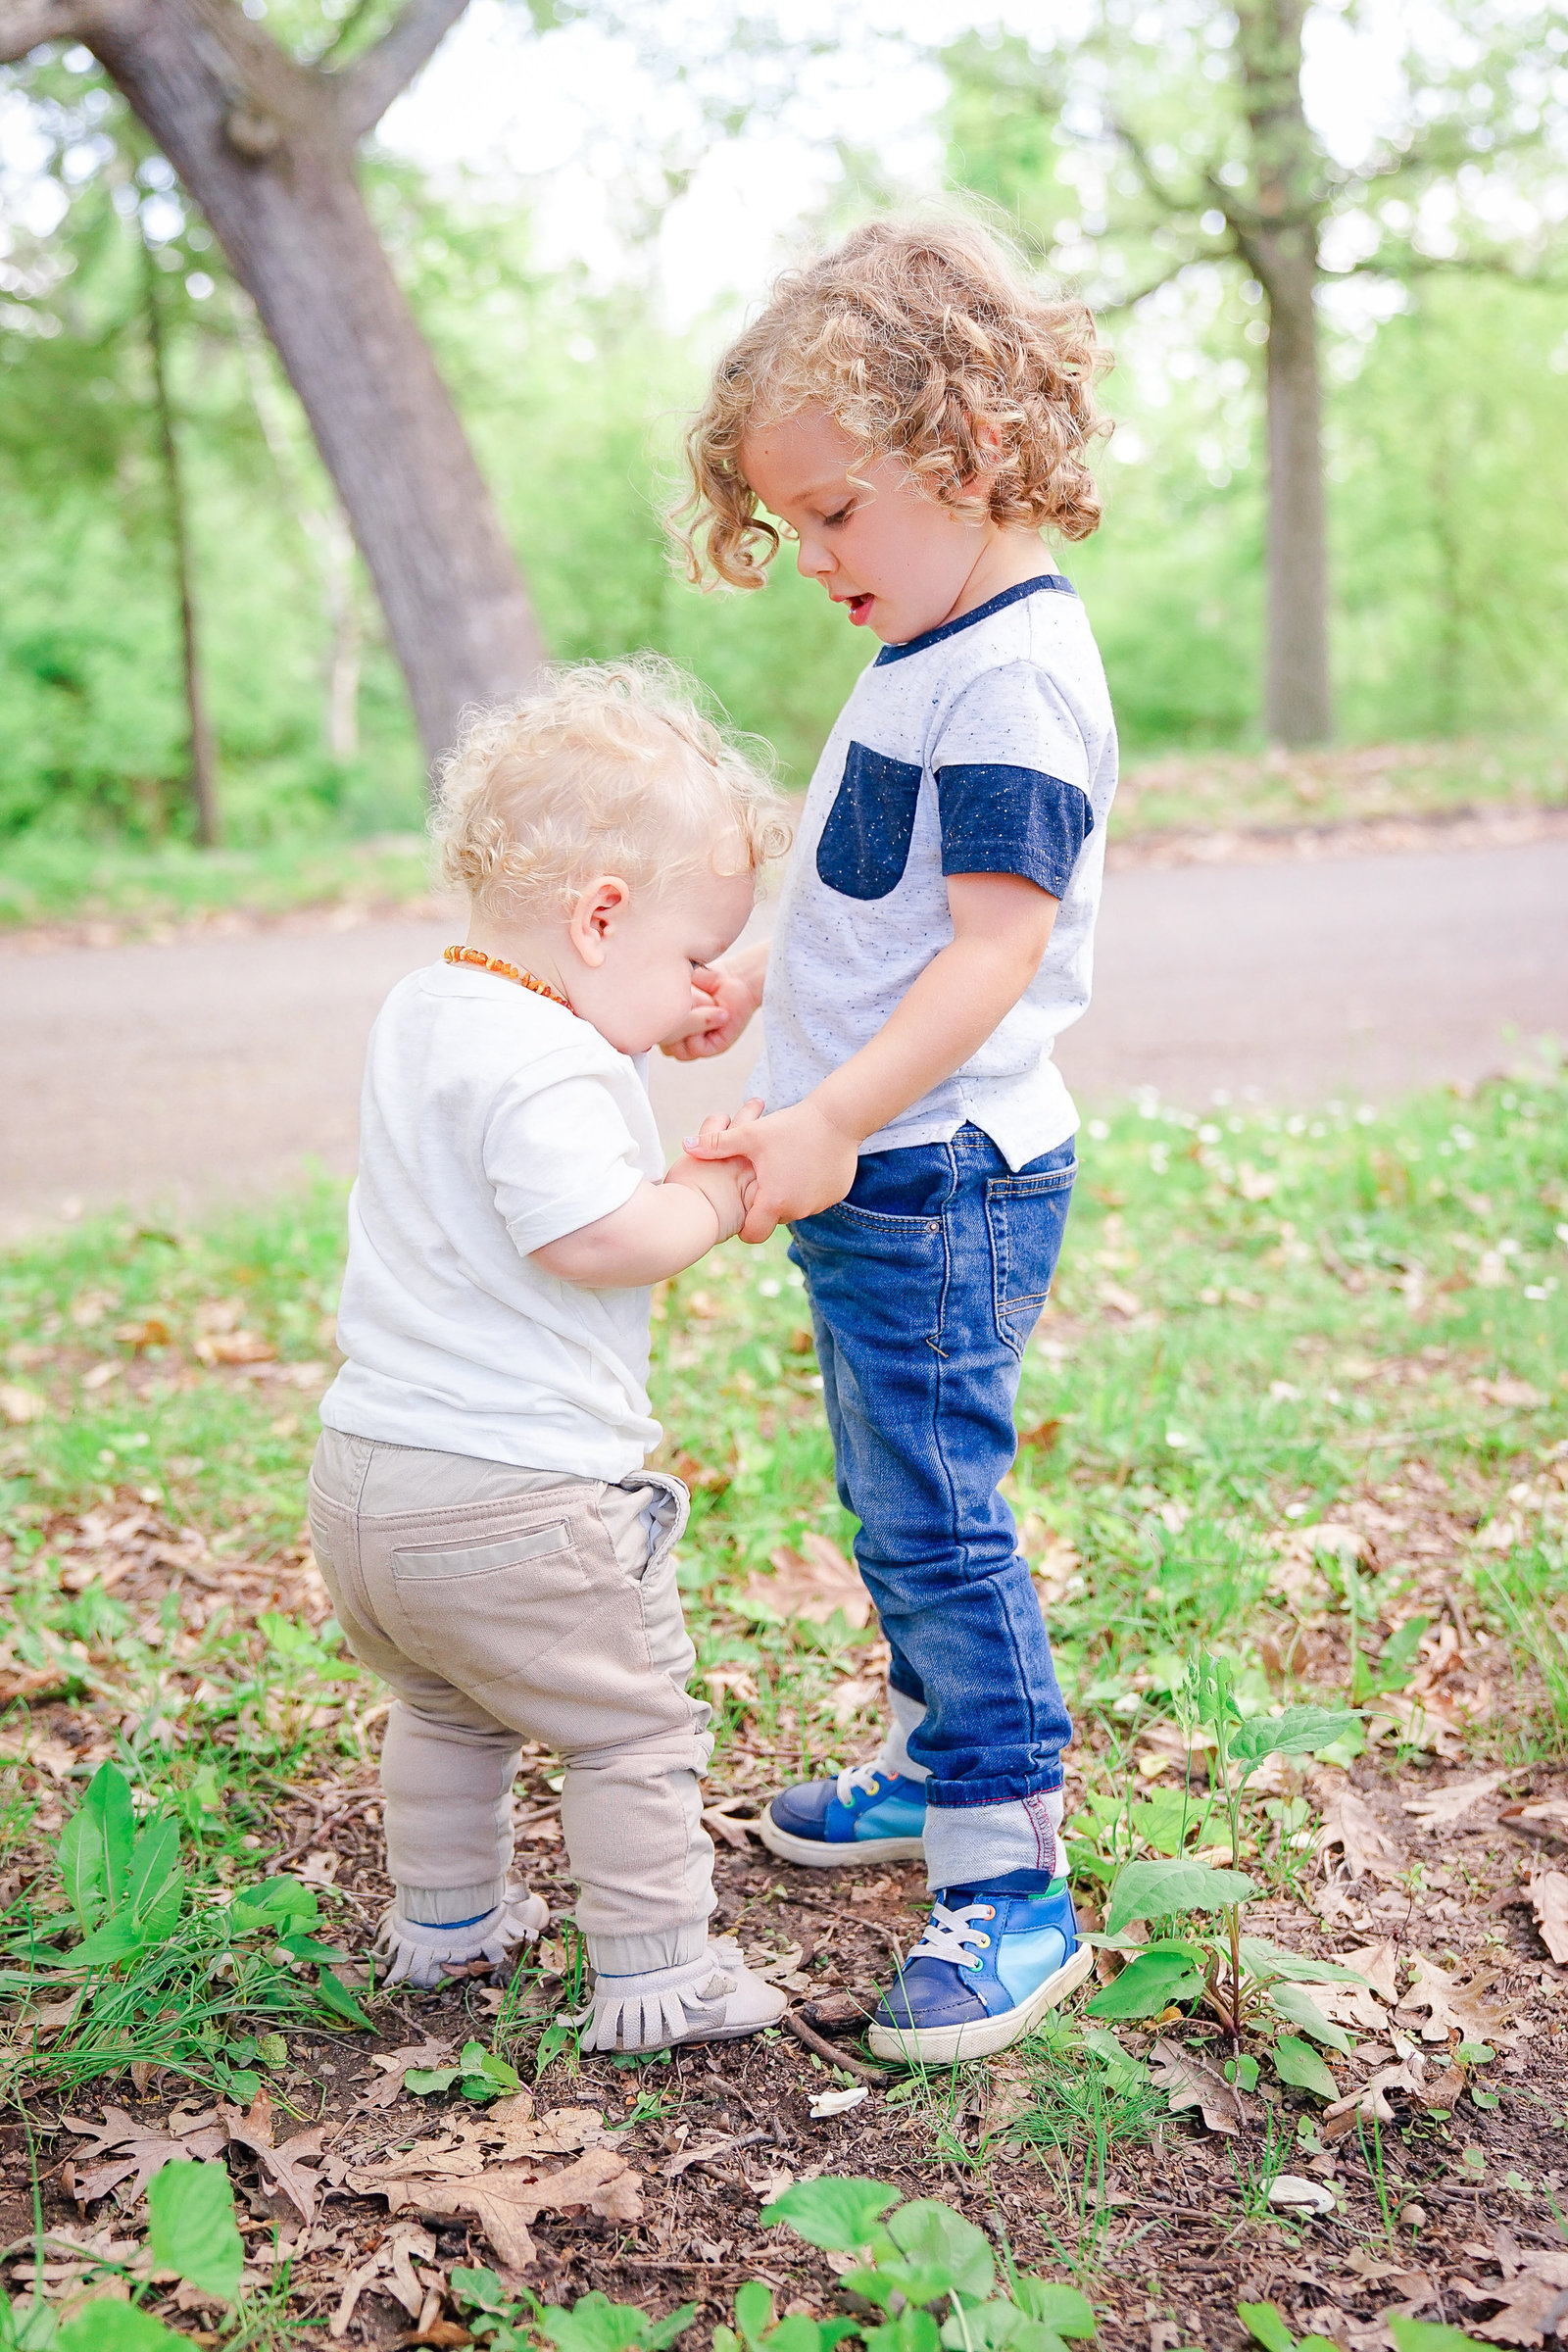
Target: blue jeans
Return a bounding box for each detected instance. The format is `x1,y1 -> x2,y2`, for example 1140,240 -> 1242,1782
788,1124 -> 1076,1817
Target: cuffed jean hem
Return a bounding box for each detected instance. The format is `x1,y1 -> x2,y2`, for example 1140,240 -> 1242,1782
924,1769 -> 1064,1809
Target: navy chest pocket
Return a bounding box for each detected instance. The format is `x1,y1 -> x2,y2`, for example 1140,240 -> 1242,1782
815,741 -> 924,901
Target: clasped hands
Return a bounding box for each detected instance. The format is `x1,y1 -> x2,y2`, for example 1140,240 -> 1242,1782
661,955 -> 859,1246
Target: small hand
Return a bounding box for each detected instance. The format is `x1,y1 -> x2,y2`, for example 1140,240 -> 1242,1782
684,1095 -> 858,1243
659,961 -> 760,1061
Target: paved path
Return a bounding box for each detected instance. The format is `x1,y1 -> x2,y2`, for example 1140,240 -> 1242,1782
6,838 -> 1565,1237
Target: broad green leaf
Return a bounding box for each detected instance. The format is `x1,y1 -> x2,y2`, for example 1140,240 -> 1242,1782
762,2177 -> 901,2250
534,2289 -> 696,2352
1238,2305 -> 1298,2352
1228,1709 -> 1360,1776
733,2281 -> 775,2342
406,2066 -> 463,2097
1085,1949 -> 1203,2020
56,2306 -> 188,2352
1375,1618 -> 1429,1691
864,2315 -> 942,2352
56,1763 -> 135,1932
314,1966 -> 372,2030
767,2323 -> 840,2352
1013,2280 -> 1097,2338
125,1814 -> 182,1927
1388,2324 -> 1488,2352
1271,2035 -> 1340,2101
1104,1860 -> 1255,1936
231,1878 -> 318,1934
1239,1938 -> 1370,1985
938,2303 -> 1067,2352
67,1912 -> 151,1968
452,2266 -> 514,2316
888,2200 -> 995,2300
1079,2027 -> 1152,2090
217,2067 -> 262,2104
1267,1983 -> 1353,2053
147,2157 -> 243,2303
280,1934 -> 353,1963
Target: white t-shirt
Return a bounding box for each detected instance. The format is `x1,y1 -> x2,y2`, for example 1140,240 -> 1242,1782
318,962 -> 662,1478
753,574 -> 1118,1171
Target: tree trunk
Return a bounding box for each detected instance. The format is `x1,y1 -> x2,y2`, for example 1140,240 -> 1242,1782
143,230 -> 220,846
1260,237 -> 1331,747
1234,0 -> 1332,747
83,0 -> 543,762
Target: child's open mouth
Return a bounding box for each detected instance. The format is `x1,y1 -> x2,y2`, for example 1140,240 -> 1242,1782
846,593 -> 874,626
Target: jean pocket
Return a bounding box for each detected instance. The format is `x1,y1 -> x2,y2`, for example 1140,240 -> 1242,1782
984,1163 -> 1076,1348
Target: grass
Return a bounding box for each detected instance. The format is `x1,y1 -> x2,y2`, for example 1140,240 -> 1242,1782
0,1067 -> 1563,2337
0,830 -> 436,935
1113,731 -> 1566,842
4,732 -> 1563,936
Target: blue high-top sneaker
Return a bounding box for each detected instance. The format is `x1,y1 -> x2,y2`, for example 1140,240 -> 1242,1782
759,1762 -> 928,1867
866,1871 -> 1093,2063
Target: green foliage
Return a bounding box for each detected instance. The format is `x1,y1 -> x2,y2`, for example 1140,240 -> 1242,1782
407,2037 -> 524,2102
760,2179 -> 901,2251
145,2157 -> 244,2304
1238,2300 -> 1341,2352
1084,1942 -> 1205,2019
1103,1860 -> 1255,1937
54,1764 -> 184,1963
1270,2035 -> 1340,2102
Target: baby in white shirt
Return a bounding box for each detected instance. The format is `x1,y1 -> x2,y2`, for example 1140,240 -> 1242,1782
310,658 -> 791,2053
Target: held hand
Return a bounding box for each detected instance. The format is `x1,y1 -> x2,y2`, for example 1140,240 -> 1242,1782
659,960 -> 761,1061
684,1096 -> 858,1244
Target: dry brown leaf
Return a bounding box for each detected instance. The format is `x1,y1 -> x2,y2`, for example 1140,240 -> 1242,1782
826,1677 -> 883,1727
1317,1788 -> 1402,1882
473,2106 -> 611,2160
220,2091 -> 328,2226
1458,2246 -> 1568,2346
1530,1873 -> 1568,1967
1148,2036 -> 1258,2135
1401,1769 -> 1510,1829
1339,1940 -> 1402,2003
195,1330 -> 276,1366
362,2142 -> 641,2273
741,1535 -> 871,1629
1504,1799 -> 1568,1833
63,2108 -> 227,2207
1397,1952 -> 1519,2048
0,1384 -> 47,1425
351,2039 -> 456,2115
1304,1978 -> 1390,2034
703,1805 -> 761,1850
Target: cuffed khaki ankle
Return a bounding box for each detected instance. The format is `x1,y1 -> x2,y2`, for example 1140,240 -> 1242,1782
307,1430 -> 715,1948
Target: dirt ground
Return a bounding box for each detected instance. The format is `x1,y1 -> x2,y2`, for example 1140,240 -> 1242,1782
5,1511 -> 1568,2352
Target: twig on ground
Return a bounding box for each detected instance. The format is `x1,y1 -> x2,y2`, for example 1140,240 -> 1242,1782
266,1793 -> 381,1872
783,2006 -> 894,2083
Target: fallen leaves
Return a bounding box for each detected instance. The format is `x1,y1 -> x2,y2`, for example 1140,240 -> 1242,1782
220,2090 -> 329,2226
1396,1952 -> 1520,2048
1453,2230 -> 1568,2346
1148,2036 -> 1258,2135
1530,1872 -> 1568,1966
740,1534 -> 871,1628
0,1382 -> 48,1424
1401,1769 -> 1511,1829
63,2107 -> 227,2207
1317,1786 -> 1402,1883
349,2138 -> 641,2271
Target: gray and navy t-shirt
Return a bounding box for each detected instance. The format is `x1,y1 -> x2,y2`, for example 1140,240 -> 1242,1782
753,572 -> 1117,1170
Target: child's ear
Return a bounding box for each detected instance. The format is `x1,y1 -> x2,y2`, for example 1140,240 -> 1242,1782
568,875 -> 631,966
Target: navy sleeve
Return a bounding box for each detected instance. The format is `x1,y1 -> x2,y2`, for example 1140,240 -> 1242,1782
937,763 -> 1095,900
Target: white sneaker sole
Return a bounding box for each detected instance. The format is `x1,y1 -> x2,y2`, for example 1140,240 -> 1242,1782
866,1939 -> 1095,2065
758,1803 -> 926,1868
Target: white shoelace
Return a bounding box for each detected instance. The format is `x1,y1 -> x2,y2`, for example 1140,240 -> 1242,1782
835,1762 -> 887,1804
905,1899 -> 990,1972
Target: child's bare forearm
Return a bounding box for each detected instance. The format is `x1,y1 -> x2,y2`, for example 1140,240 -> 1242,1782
531,1174 -> 734,1288
814,920 -> 1054,1144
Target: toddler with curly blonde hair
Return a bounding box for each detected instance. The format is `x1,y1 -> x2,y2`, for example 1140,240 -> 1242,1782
311,659 -> 792,2052
670,215 -> 1117,2063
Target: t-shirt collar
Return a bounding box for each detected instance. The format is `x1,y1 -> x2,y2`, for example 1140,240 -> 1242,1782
873,572 -> 1076,666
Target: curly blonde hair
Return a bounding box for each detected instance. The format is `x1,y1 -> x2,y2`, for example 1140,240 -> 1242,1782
675,214 -> 1111,590
431,657 -> 790,922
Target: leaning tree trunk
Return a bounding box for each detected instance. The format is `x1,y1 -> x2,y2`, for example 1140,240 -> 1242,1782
1234,0 -> 1332,747
13,0 -> 546,761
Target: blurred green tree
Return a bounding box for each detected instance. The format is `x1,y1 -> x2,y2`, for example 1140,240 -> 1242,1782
0,0 -> 541,761
943,0 -> 1566,745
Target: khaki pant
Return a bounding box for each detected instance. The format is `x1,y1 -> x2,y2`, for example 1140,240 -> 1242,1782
307,1431 -> 714,1970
